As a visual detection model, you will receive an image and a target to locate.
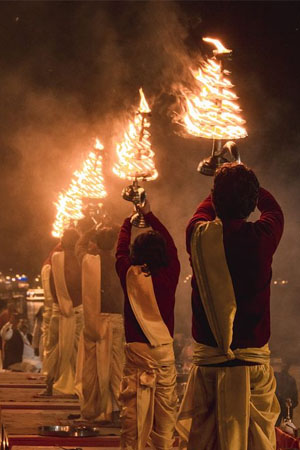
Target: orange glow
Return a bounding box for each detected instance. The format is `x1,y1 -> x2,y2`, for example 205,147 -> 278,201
113,88 -> 158,181
202,37 -> 231,55
173,37 -> 247,141
52,138 -> 107,237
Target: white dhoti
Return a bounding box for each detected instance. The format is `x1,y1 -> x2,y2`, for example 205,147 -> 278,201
177,344 -> 279,450
177,220 -> 280,450
42,303 -> 60,383
75,253 -> 125,420
53,303 -> 83,394
49,251 -> 84,395
120,265 -> 177,450
76,313 -> 124,420
41,263 -> 54,366
120,342 -> 177,450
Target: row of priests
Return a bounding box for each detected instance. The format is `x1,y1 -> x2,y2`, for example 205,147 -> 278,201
41,221 -> 124,422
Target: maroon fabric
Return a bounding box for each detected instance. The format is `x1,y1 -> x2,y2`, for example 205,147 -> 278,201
275,426 -> 300,449
116,212 -> 180,343
186,187 -> 284,349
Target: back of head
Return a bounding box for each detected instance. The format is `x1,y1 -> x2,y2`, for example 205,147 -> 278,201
131,230 -> 168,274
76,217 -> 95,235
212,163 -> 259,220
61,228 -> 80,250
95,227 -> 118,251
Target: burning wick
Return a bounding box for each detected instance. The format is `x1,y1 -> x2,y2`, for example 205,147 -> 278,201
52,138 -> 107,237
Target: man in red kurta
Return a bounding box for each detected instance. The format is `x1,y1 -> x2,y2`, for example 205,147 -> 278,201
116,200 -> 180,450
178,163 -> 284,450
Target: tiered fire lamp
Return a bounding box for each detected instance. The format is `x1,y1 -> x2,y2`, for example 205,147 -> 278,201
52,138 -> 107,237
174,37 -> 247,175
113,88 -> 158,227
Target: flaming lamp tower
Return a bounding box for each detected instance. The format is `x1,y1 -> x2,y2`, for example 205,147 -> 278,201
52,138 -> 107,237
113,88 -> 158,227
174,37 -> 247,175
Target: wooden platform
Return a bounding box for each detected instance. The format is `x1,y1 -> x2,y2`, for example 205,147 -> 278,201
11,447 -> 120,450
0,372 -> 46,389
0,372 -> 181,449
0,388 -> 80,411
1,409 -> 120,448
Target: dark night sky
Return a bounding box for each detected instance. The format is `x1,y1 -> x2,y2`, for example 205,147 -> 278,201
0,1 -> 299,352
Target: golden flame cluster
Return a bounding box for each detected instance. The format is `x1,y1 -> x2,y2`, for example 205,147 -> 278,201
174,37 -> 247,140
52,39 -> 247,237
112,88 -> 158,181
52,139 -> 107,237
52,89 -> 157,237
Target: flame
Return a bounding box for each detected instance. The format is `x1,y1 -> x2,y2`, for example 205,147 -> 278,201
173,38 -> 247,141
95,138 -> 104,150
203,37 -> 231,55
113,88 -> 158,181
138,87 -> 151,113
52,138 -> 107,237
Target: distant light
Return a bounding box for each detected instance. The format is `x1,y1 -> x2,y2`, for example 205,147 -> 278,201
15,17 -> 20,22
183,274 -> 192,284
273,279 -> 288,286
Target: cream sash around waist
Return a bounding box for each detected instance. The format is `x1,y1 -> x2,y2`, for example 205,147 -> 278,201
126,265 -> 173,347
193,341 -> 271,366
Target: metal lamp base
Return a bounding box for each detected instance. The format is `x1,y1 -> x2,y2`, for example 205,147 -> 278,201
130,212 -> 148,228
198,141 -> 240,176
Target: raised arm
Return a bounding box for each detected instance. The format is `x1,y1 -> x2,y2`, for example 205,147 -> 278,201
256,187 -> 284,250
186,195 -> 216,254
139,201 -> 180,276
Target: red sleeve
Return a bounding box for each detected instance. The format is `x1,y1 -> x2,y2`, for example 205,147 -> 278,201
115,217 -> 132,281
255,187 -> 284,251
186,195 -> 215,254
144,212 -> 180,278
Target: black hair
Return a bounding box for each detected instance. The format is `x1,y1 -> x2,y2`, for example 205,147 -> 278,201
95,227 -> 118,251
61,228 -> 80,249
130,230 -> 168,275
212,163 -> 259,220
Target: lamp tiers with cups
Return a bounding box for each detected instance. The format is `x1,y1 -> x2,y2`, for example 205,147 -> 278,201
113,88 -> 158,227
173,37 -> 247,175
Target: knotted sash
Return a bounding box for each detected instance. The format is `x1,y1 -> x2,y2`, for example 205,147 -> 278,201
126,265 -> 173,347
123,266 -> 176,448
176,219 -> 277,449
121,342 -> 176,450
177,344 -> 278,450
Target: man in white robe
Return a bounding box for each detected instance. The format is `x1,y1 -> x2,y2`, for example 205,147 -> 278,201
43,229 -> 83,395
75,226 -> 124,422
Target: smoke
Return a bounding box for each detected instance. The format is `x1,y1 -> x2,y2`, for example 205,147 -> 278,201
0,2 -> 299,349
